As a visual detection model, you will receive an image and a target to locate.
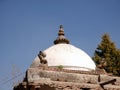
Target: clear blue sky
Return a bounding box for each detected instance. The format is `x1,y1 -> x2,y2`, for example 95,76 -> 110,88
0,0 -> 120,90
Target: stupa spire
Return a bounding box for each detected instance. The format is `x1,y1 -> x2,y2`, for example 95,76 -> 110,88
54,25 -> 70,44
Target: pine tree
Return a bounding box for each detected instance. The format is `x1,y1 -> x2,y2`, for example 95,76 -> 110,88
113,49 -> 120,75
93,33 -> 120,76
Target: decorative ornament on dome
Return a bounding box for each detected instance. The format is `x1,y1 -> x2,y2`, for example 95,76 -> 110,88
38,51 -> 48,66
54,25 -> 70,44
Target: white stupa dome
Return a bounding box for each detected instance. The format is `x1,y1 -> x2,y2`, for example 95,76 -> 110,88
30,25 -> 96,71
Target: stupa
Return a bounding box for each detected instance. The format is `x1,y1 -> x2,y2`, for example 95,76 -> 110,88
14,25 -> 120,90
31,25 -> 96,71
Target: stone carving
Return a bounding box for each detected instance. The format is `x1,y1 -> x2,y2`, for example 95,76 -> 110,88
54,25 -> 70,44
38,51 -> 48,67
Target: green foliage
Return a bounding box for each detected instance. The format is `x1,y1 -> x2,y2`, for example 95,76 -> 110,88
93,33 -> 120,76
57,65 -> 63,70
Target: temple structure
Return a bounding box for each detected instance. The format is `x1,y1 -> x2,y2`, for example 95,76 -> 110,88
14,25 -> 120,90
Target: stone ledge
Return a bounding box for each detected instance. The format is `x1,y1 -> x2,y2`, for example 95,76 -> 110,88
18,80 -> 120,90
27,68 -> 120,85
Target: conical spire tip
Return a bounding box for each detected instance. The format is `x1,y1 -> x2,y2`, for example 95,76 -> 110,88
60,25 -> 63,30
53,25 -> 70,44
